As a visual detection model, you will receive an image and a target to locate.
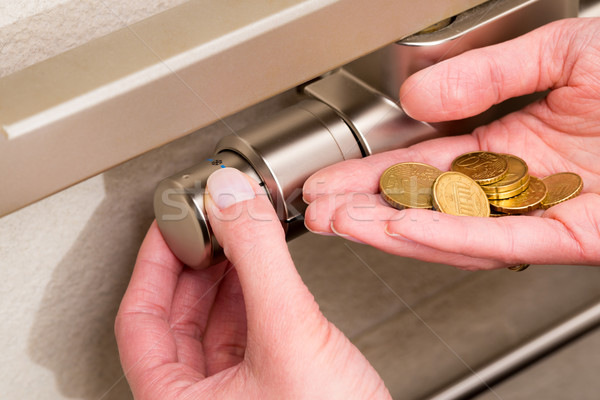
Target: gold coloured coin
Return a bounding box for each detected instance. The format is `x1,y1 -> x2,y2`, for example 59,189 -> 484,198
508,264 -> 530,272
432,172 -> 490,217
540,172 -> 583,209
485,178 -> 530,200
489,177 -> 547,214
451,152 -> 508,185
481,154 -> 530,199
418,17 -> 453,34
380,162 -> 443,209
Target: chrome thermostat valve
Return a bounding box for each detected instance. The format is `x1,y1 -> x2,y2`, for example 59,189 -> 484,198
154,151 -> 264,269
154,95 -> 361,269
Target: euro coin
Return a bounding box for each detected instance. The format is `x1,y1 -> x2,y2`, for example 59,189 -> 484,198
540,172 -> 583,209
489,176 -> 547,214
508,264 -> 530,272
485,179 -> 530,200
432,172 -> 490,217
419,17 -> 453,34
451,151 -> 508,185
481,154 -> 530,200
380,162 -> 443,209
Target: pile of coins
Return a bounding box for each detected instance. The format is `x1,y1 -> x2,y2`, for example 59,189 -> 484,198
380,152 -> 583,216
379,152 -> 583,270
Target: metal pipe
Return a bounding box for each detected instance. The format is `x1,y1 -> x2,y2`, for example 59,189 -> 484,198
425,301 -> 600,400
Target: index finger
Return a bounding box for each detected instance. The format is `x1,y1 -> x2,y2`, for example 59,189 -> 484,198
303,134 -> 478,202
115,222 -> 183,385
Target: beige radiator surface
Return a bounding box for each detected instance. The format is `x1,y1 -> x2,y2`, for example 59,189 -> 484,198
0,0 -> 485,217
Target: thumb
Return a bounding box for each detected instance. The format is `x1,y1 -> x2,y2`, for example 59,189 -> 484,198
204,168 -> 324,356
399,18 -> 585,122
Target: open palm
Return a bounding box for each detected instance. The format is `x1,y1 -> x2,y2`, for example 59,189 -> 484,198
303,18 -> 600,270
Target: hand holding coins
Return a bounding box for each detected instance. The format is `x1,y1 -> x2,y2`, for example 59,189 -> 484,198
304,19 -> 600,270
380,152 -> 584,271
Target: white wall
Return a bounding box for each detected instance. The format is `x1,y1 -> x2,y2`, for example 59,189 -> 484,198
0,0 -> 188,77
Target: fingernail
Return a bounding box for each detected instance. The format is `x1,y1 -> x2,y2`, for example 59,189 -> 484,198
330,222 -> 366,244
384,223 -> 398,237
304,221 -> 336,236
207,168 -> 255,209
399,102 -> 416,119
384,223 -> 415,243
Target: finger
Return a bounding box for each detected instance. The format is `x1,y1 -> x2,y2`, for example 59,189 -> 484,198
167,261 -> 227,374
115,222 -> 186,389
203,266 -> 247,376
324,193 -> 505,270
400,19 -> 580,122
305,190 -> 389,234
204,168 -> 325,359
303,134 -> 479,203
386,196 -> 599,265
